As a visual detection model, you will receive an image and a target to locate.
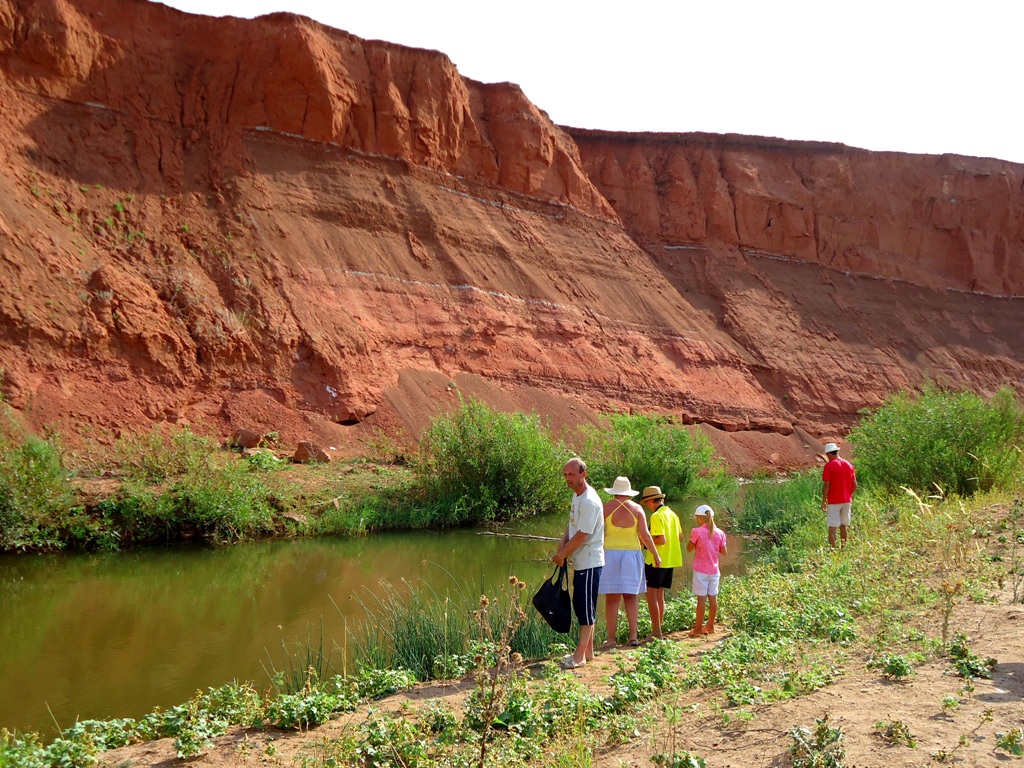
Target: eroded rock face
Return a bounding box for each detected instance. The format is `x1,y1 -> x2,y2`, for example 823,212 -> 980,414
0,0 -> 1021,471
570,130 -> 1024,297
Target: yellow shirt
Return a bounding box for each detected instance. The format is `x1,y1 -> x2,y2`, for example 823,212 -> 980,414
604,510 -> 641,550
645,504 -> 682,568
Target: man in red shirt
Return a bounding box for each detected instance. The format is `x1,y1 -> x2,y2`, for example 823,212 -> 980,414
821,442 -> 857,548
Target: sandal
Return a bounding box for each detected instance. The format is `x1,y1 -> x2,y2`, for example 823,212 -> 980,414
626,639 -> 641,647
599,641 -> 617,651
560,657 -> 586,670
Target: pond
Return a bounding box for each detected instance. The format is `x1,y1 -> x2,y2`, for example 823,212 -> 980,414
0,510 -> 753,737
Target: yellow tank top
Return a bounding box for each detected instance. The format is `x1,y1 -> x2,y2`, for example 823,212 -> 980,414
604,505 -> 642,550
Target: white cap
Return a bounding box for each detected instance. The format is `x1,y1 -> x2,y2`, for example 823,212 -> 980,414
695,504 -> 714,517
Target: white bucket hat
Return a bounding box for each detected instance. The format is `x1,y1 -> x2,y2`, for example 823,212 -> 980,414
604,476 -> 639,496
824,443 -> 840,454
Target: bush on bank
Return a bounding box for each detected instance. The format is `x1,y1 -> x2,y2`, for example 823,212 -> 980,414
850,382 -> 1024,496
0,412 -> 78,552
582,413 -> 728,500
415,397 -> 567,526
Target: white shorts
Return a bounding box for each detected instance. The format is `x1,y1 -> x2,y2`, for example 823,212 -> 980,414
827,503 -> 852,528
692,571 -> 720,597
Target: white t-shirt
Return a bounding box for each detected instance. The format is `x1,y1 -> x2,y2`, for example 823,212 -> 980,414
568,484 -> 605,570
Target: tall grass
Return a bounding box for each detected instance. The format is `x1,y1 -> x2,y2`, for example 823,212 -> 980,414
346,575 -> 561,681
416,398 -> 567,526
582,413 -> 728,499
850,383 -> 1024,496
736,469 -> 820,546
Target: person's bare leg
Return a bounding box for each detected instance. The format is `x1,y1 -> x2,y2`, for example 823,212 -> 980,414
840,524 -> 848,546
690,596 -> 706,636
603,595 -> 621,647
704,595 -> 718,634
623,594 -> 640,643
574,624 -> 595,664
828,526 -> 838,548
647,588 -> 664,639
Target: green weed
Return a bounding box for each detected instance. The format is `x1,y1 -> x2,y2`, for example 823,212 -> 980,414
790,713 -> 845,768
874,719 -> 917,747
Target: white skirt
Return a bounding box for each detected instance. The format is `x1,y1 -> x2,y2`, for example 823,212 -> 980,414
598,549 -> 647,595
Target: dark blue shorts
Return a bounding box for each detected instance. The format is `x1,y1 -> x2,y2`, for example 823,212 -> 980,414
572,566 -> 602,626
645,564 -> 674,590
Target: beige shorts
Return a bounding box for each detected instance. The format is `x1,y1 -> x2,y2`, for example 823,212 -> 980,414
827,503 -> 852,528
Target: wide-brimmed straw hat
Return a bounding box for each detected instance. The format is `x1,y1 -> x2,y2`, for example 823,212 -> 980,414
604,476 -> 639,496
639,485 -> 665,502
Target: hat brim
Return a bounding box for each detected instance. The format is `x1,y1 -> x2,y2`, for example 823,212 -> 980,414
605,488 -> 639,496
640,495 -> 665,502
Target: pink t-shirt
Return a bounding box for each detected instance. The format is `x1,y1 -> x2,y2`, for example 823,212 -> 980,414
689,526 -> 726,575
822,457 -> 856,504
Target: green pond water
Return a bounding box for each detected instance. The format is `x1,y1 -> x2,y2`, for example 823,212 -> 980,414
0,512 -> 751,737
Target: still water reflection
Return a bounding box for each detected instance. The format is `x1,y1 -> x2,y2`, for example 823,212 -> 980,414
0,513 -> 749,736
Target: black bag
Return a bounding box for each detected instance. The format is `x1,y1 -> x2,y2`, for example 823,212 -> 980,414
532,565 -> 572,633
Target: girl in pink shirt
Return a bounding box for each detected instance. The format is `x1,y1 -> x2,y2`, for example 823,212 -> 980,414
687,504 -> 727,636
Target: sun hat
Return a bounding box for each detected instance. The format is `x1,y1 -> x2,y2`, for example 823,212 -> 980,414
695,504 -> 714,517
824,442 -> 840,454
604,476 -> 639,496
639,486 -> 665,502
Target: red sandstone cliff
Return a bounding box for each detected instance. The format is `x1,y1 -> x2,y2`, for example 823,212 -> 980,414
0,0 -> 1021,471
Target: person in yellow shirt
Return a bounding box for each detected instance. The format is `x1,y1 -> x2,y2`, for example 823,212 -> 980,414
639,486 -> 682,640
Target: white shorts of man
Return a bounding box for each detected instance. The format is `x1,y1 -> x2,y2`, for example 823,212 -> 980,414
827,503 -> 852,548
826,503 -> 852,528
692,571 -> 720,597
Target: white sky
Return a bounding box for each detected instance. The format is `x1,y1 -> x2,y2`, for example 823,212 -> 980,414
159,0 -> 1023,164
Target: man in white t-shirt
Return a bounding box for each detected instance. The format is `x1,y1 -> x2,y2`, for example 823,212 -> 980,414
553,457 -> 605,669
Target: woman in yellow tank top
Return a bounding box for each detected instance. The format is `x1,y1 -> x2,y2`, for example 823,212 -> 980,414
598,477 -> 661,649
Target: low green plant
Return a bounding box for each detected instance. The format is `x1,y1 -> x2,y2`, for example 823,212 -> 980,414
789,713 -> 845,768
874,719 -> 917,747
356,710 -> 429,767
868,653 -> 914,680
947,633 -> 996,678
264,684 -> 339,731
110,425 -> 216,483
995,728 -> 1024,756
941,695 -> 961,713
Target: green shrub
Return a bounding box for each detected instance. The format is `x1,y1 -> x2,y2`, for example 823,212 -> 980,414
0,414 -> 76,552
850,383 -> 1024,496
582,413 -> 728,500
416,398 -> 566,526
736,470 -> 820,543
